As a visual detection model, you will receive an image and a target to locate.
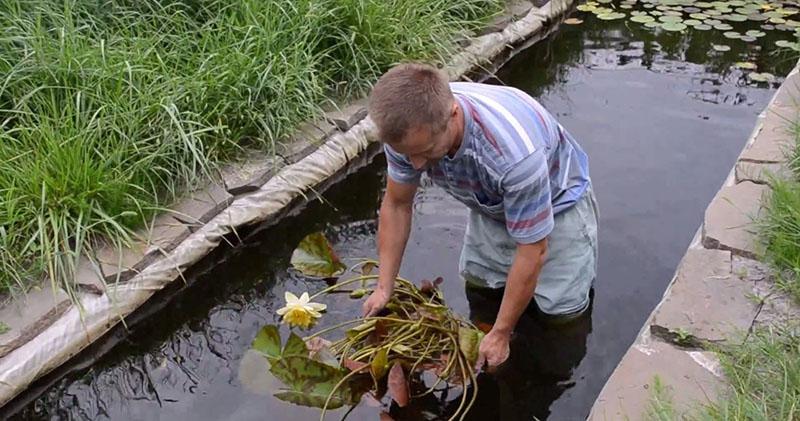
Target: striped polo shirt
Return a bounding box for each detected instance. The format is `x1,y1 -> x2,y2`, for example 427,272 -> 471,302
384,82 -> 591,244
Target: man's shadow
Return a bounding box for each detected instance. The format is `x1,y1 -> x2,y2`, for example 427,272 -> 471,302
388,286 -> 593,421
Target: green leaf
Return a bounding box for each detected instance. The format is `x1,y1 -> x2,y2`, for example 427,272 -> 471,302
631,14 -> 656,23
458,327 -> 485,367
712,44 -> 731,51
694,23 -> 713,30
748,72 -> 776,82
371,347 -> 389,380
661,21 -> 688,31
597,12 -> 626,20
290,232 -> 346,278
252,325 -> 281,359
723,31 -> 742,38
274,389 -> 347,410
734,61 -> 758,69
283,331 -> 309,357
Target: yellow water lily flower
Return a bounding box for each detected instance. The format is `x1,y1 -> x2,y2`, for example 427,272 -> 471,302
276,291 -> 326,329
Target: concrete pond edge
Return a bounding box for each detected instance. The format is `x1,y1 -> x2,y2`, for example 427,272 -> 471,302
0,0 -> 576,409
588,59 -> 800,420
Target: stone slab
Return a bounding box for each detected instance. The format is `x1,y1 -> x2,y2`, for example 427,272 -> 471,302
770,67 -> 800,109
169,182 -> 233,228
276,120 -> 338,165
0,287 -> 71,358
218,154 -> 284,196
480,0 -> 535,35
735,161 -> 790,185
139,212 -> 192,255
733,256 -> 800,329
651,248 -> 759,342
739,114 -> 793,163
702,182 -> 769,259
324,99 -> 368,132
588,340 -> 724,421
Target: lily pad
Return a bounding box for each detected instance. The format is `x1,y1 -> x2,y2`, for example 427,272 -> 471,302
747,12 -> 769,21
712,44 -> 731,51
650,10 -> 664,15
748,72 -> 776,82
577,4 -> 596,11
645,20 -> 662,27
734,61 -> 758,69
761,23 -> 775,29
659,15 -> 683,22
740,35 -> 757,42
714,23 -> 734,30
725,13 -> 748,21
770,16 -> 787,24
723,31 -> 742,38
704,18 -> 723,25
661,21 -> 688,31
632,14 -> 657,22
690,12 -> 710,19
271,356 -> 360,409
252,325 -> 282,359
597,12 -> 627,20
775,39 -> 800,50
683,19 -> 702,25
565,17 -> 584,24
745,30 -> 766,37
694,23 -> 713,29
291,232 -> 347,278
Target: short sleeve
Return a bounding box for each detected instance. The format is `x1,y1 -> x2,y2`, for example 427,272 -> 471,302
501,151 -> 554,244
384,144 -> 421,184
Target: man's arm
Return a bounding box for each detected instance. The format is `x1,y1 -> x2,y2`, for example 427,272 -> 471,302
476,238 -> 548,369
362,178 -> 417,316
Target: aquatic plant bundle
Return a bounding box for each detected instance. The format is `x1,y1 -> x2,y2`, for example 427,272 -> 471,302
251,234 -> 485,420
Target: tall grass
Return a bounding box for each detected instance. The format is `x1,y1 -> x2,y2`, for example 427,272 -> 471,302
0,0 -> 501,296
759,119 -> 800,302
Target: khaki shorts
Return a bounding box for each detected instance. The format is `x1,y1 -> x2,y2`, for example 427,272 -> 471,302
459,187 -> 599,316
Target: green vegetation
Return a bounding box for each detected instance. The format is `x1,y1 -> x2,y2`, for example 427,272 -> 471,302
0,0 -> 501,296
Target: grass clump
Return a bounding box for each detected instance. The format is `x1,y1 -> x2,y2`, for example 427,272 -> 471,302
0,0 -> 501,297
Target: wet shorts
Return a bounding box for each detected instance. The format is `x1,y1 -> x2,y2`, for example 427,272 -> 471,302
458,187 -> 599,316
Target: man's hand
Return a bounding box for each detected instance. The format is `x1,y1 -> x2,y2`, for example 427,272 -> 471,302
362,287 -> 392,317
475,328 -> 511,372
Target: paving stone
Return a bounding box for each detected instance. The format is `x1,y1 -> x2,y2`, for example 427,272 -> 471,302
735,161 -> 789,185
324,99 -> 368,132
588,340 -> 724,421
739,115 -> 793,163
651,249 -> 759,342
0,287 -> 71,358
218,154 -> 284,196
480,0 -> 534,35
140,212 -> 192,255
770,67 -> 800,109
734,256 -> 800,329
169,182 -> 233,228
702,182 -> 769,259
276,120 -> 337,165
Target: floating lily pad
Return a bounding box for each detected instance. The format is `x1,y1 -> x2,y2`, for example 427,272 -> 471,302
644,20 -> 662,27
761,23 -> 775,29
291,232 -> 347,278
726,13 -> 748,21
723,31 -> 742,38
644,3 -> 656,8
745,29 -> 766,37
661,21 -> 688,31
714,23 -> 734,30
704,18 -> 723,25
650,10 -> 664,15
596,0 -> 613,3
664,10 -> 683,16
770,16 -> 787,24
764,11 -> 785,19
659,15 -> 683,22
747,12 -> 769,21
597,12 -> 627,20
631,10 -> 648,15
785,19 -> 800,26
577,4 -> 596,11
734,61 -> 758,69
728,0 -> 746,6
705,9 -> 723,15
694,23 -> 713,29
748,72 -> 776,82
621,4 -> 634,9
740,35 -> 757,42
778,7 -> 799,15
690,12 -> 709,19
683,19 -> 702,25
565,17 -> 584,24
712,44 -> 731,51
683,6 -> 702,13
696,1 -> 714,7
631,14 -> 657,22
775,39 -> 800,50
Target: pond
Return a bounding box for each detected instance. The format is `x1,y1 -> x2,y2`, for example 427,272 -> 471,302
5,6 -> 795,421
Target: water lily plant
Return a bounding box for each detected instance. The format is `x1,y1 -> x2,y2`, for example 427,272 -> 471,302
277,291 -> 327,329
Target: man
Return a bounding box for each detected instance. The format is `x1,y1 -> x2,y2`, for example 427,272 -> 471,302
362,63 -> 598,370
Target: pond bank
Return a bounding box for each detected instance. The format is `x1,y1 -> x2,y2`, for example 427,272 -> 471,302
588,58 -> 800,420
0,0 -> 576,409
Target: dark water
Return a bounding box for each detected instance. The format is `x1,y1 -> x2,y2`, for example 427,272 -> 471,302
7,9 -> 795,421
